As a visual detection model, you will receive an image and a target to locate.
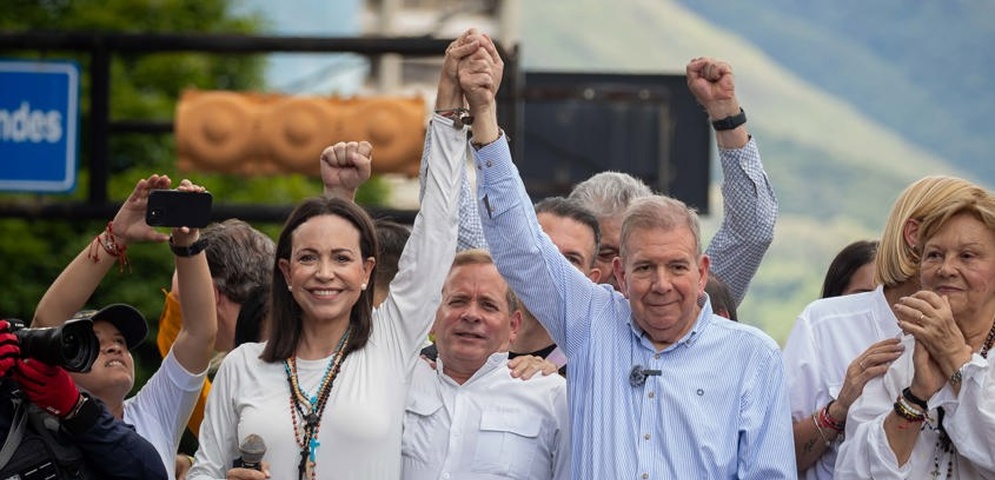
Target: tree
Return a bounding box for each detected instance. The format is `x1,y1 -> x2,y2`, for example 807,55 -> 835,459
0,0 -> 396,389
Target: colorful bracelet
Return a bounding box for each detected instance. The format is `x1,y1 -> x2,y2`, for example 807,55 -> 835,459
893,395 -> 926,423
87,222 -> 130,272
817,400 -> 845,433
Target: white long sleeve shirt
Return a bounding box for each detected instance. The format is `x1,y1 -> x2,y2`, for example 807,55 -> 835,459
402,352 -> 570,480
836,334 -> 995,479
188,114 -> 464,480
782,286 -> 900,480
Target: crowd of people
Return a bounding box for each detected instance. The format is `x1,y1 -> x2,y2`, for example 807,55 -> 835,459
3,26 -> 995,480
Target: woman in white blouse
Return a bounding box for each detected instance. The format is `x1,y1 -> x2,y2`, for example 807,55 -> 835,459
837,188 -> 995,479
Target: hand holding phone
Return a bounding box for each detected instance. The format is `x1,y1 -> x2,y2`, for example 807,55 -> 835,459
146,189 -> 213,228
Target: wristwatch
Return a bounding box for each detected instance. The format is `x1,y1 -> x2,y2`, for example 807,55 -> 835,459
169,236 -> 209,257
950,362 -> 968,388
711,108 -> 747,131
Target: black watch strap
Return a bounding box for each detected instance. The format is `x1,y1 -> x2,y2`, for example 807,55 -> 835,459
169,236 -> 209,257
711,108 -> 747,131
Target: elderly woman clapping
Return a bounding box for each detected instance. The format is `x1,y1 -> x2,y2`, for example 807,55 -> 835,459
836,189 -> 995,479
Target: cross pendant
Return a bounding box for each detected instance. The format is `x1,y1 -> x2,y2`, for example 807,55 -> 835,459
309,436 -> 320,462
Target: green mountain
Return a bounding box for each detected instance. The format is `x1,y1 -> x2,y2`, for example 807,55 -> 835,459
676,0 -> 995,184
520,0 -> 981,343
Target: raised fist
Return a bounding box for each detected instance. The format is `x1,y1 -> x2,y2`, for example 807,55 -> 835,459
320,141 -> 373,200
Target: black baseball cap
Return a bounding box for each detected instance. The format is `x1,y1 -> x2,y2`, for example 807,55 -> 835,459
72,304 -> 148,350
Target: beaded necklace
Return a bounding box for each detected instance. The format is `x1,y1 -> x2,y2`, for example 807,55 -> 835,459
930,318 -> 995,479
284,325 -> 352,480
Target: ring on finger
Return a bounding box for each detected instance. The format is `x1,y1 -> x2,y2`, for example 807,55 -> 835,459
859,360 -> 866,370
918,312 -> 925,324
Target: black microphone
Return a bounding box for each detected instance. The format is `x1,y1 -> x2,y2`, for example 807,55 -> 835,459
233,434 -> 266,471
629,365 -> 662,387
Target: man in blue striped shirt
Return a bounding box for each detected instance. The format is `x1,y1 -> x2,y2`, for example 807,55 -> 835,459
458,34 -> 796,479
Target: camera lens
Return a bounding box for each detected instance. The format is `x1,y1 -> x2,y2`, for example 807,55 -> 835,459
14,319 -> 99,373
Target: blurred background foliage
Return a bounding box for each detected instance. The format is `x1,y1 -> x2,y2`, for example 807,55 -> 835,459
0,0 -> 390,390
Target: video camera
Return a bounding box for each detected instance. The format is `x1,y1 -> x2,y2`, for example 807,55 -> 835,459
6,318 -> 100,373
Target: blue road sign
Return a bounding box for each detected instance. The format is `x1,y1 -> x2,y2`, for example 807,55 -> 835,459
0,60 -> 80,193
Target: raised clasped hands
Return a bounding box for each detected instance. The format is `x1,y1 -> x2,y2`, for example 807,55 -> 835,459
457,32 -> 503,114
895,290 -> 970,398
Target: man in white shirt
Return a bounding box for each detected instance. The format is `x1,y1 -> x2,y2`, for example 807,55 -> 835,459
402,249 -> 570,480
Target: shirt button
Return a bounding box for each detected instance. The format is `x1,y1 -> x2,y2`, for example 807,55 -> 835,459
648,392 -> 655,398
644,433 -> 651,440
486,160 -> 493,167
653,353 -> 660,359
642,473 -> 649,479
443,474 -> 450,479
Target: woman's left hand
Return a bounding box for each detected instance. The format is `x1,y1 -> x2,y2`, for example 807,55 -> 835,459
895,291 -> 968,362
897,290 -> 976,388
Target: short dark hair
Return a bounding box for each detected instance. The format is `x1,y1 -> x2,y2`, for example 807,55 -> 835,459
534,197 -> 601,267
262,197 -> 378,362
821,240 -> 879,298
234,284 -> 269,347
373,219 -> 411,292
705,275 -> 737,321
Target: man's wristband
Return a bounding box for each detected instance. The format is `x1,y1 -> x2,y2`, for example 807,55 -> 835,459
711,108 -> 747,131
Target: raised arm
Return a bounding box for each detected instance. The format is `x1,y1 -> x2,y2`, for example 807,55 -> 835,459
465,33 -> 610,355
418,29 -> 488,251
321,141 -> 373,202
371,32 -> 475,357
686,57 -> 776,306
32,174 -> 171,327
168,179 -> 217,375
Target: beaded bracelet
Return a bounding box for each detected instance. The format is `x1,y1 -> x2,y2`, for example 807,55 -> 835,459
817,400 -> 846,433
893,395 -> 926,423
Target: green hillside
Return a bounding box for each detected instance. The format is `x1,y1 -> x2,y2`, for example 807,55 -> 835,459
676,0 -> 995,184
520,0 -> 977,343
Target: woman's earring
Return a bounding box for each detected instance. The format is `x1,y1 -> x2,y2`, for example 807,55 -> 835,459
287,285 -> 293,292
361,283 -> 367,291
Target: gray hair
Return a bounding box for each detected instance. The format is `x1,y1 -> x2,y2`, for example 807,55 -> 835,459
202,219 -> 276,305
620,196 -> 702,258
568,171 -> 653,219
